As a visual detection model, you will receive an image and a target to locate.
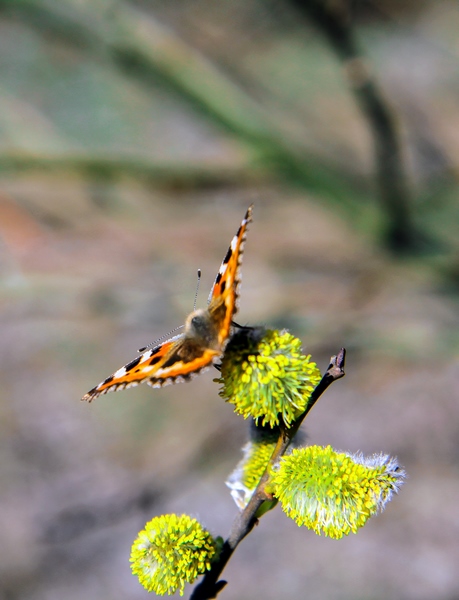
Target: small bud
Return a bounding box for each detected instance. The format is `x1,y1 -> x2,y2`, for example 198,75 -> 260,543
130,514 -> 219,596
271,445 -> 405,539
227,421 -> 306,511
218,328 -> 322,427
226,426 -> 279,510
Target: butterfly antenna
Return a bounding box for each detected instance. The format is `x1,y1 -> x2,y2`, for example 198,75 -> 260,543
138,325 -> 184,353
194,269 -> 202,311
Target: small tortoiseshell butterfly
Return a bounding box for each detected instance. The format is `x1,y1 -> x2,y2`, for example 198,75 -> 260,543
82,205 -> 253,402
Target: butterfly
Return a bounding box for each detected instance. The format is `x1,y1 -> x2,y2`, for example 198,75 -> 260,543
82,205 -> 253,402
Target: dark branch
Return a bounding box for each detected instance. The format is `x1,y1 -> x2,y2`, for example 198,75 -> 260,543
287,0 -> 422,253
189,348 -> 346,599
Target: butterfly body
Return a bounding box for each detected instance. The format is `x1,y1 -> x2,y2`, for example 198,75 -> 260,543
82,205 -> 253,402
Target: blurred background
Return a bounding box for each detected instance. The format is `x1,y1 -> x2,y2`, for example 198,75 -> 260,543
1,1 -> 459,598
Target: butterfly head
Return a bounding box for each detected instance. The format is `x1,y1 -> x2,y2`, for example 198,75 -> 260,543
184,308 -> 220,350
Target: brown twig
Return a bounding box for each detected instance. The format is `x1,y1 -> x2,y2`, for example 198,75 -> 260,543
190,349 -> 346,600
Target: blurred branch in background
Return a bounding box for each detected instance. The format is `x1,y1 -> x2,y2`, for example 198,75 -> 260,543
0,0 -> 404,237
0,152 -> 262,189
0,0 -> 446,253
287,0 -> 425,253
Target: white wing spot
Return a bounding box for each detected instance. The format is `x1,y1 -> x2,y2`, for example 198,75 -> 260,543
114,366 -> 127,378
139,349 -> 154,363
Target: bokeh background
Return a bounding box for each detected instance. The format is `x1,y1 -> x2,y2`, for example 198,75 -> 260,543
1,1 -> 459,599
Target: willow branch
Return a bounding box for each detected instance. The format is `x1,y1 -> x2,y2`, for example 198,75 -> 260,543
190,348 -> 346,600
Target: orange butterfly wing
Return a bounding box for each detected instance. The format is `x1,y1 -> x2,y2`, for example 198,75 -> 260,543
81,338 -> 179,401
81,205 -> 253,402
82,336 -> 222,401
208,204 -> 253,347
